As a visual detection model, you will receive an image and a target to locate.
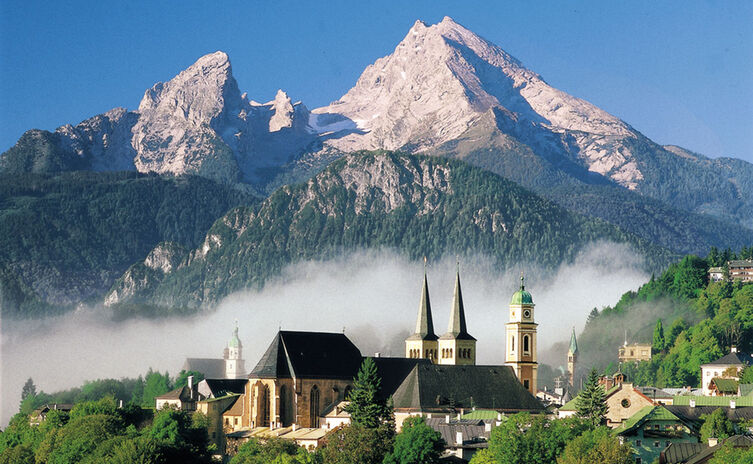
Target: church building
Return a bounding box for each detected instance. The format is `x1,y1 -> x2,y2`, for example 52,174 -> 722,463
505,275 -> 538,395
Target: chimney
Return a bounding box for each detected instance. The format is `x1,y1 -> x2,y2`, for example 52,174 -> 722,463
731,346 -> 738,353
118,400 -> 123,409
708,437 -> 718,447
188,375 -> 194,400
292,423 -> 298,431
730,400 -> 736,409
497,412 -> 503,421
689,399 -> 696,408
445,415 -> 450,424
374,352 -> 381,358
484,421 -> 492,432
456,413 -> 461,420
456,431 -> 463,445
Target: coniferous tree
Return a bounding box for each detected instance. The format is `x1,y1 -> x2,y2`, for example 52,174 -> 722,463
653,319 -> 665,353
575,368 -> 608,428
344,357 -> 389,428
21,378 -> 36,400
586,308 -> 599,326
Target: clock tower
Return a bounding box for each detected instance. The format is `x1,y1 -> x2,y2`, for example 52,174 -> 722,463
505,274 -> 538,395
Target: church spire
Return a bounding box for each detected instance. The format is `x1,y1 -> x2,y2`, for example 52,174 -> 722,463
412,272 -> 437,339
442,270 -> 475,340
568,328 -> 578,354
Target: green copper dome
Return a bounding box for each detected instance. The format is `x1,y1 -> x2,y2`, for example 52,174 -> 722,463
510,275 -> 533,305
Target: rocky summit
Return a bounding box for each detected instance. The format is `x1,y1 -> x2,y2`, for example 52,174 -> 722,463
2,17 -> 752,228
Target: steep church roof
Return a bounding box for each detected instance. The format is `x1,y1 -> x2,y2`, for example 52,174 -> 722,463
568,328 -> 578,354
440,271 -> 475,341
249,331 -> 363,380
183,358 -> 226,379
407,273 -> 439,341
391,364 -> 544,412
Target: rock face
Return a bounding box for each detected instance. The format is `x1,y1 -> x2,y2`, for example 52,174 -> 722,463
313,17 -> 640,188
104,242 -> 187,307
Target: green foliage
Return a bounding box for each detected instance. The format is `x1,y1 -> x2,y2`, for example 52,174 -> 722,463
142,370 -> 173,408
653,319 -> 665,353
21,378 -> 36,401
39,413 -> 124,464
230,438 -> 318,464
700,408 -> 736,442
344,358 -> 390,428
708,441 -> 753,464
70,397 -> 118,420
556,427 -> 634,464
319,423 -> 394,464
383,416 -> 443,464
146,408 -> 211,463
0,170 -> 256,318
575,369 -> 608,428
485,413 -> 590,464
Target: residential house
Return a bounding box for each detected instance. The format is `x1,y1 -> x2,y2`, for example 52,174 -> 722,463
729,259 -> 753,282
700,348 -> 753,395
559,382 -> 656,427
614,405 -> 697,464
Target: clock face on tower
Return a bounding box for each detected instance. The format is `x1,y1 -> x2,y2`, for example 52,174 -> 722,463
523,309 -> 531,319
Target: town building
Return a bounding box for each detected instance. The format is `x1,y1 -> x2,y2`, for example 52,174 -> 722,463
700,348 -> 753,396
29,404 -> 73,426
619,342 -> 653,363
729,259 -> 753,282
708,267 -> 724,282
505,275 -> 538,395
559,381 -> 656,427
614,405 -> 697,464
155,375 -> 203,411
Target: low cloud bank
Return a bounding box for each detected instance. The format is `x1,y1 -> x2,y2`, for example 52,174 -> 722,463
1,241 -> 647,425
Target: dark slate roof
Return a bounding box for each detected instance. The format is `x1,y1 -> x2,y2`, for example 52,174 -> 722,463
371,357 -> 431,401
661,442 -> 707,464
183,358 -> 225,379
407,274 -> 439,341
156,385 -> 201,402
638,386 -> 674,400
249,331 -> 363,380
202,379 -> 247,398
704,351 -> 753,366
439,272 -> 476,341
666,405 -> 753,423
391,364 -> 544,413
425,417 -> 490,447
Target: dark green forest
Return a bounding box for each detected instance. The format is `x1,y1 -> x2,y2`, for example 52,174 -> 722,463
119,151 -> 676,312
0,171 -> 256,318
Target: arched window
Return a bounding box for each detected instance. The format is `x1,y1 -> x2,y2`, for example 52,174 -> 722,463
261,385 -> 270,427
280,385 -> 293,427
523,335 -> 530,354
309,385 -> 320,427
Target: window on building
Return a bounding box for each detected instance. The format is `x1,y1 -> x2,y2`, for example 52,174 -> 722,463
511,336 -> 515,352
636,440 -> 641,447
523,379 -> 530,390
234,417 -> 238,425
636,458 -> 642,464
310,385 -> 320,428
523,335 -> 530,354
654,441 -> 660,448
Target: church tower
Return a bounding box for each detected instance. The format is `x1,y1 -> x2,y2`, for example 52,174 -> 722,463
405,273 -> 438,363
505,274 -> 538,395
567,328 -> 578,387
438,270 -> 476,365
224,321 -> 245,379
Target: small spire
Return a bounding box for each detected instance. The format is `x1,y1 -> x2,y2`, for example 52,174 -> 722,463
441,269 -> 474,340
569,327 -> 578,355
520,271 -> 525,291
409,273 -> 437,340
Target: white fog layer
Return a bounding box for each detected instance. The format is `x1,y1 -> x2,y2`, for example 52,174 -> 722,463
1,242 -> 647,426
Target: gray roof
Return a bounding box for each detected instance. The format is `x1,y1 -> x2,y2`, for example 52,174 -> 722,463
183,358 -> 225,379
661,442 -> 707,464
248,331 -> 363,380
407,274 -> 438,341
372,357 -> 431,401
666,405 -> 753,423
425,417 -> 489,447
638,386 -> 673,399
391,364 -> 544,413
704,351 -> 753,366
729,259 -> 753,268
439,272 -> 476,341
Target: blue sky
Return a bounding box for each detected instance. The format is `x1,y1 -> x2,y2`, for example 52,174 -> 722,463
1,0 -> 752,162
